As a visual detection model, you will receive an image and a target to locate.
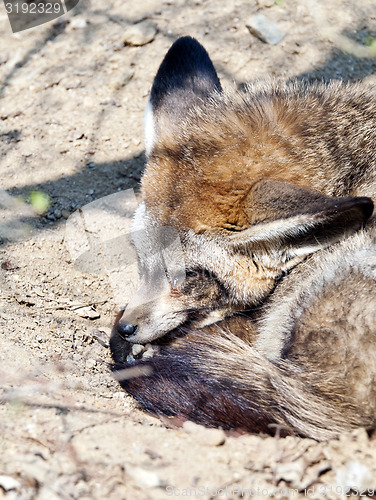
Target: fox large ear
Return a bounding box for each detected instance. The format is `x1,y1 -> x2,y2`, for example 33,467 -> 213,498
145,36 -> 222,156
229,179 -> 373,266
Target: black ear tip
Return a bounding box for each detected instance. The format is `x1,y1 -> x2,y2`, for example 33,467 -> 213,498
155,35 -> 218,77
164,36 -> 209,59
150,35 -> 222,111
169,36 -> 203,50
328,196 -> 374,225
355,196 -> 374,220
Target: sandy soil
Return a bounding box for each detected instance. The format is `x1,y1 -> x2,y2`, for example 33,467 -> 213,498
1,0 -> 376,498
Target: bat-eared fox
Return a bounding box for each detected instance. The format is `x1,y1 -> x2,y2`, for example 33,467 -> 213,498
110,36 -> 376,440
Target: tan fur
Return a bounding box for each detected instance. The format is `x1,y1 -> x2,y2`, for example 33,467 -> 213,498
142,82 -> 376,231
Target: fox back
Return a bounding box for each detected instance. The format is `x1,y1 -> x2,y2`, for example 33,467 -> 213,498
116,36 -> 375,344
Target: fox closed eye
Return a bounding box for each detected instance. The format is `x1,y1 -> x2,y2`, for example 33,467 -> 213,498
171,269 -> 207,288
185,269 -> 221,283
185,270 -> 201,278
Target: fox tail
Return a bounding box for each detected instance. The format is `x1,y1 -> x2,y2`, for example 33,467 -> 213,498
110,325 -> 371,441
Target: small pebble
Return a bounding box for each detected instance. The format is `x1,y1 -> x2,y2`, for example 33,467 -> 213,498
86,358 -> 96,369
68,131 -> 85,142
0,475 -> 20,491
257,0 -> 274,6
70,17 -> 88,29
64,78 -> 82,90
336,460 -> 373,490
74,306 -> 100,319
274,459 -> 305,485
246,14 -> 286,45
112,71 -> 134,90
123,21 -> 157,46
92,329 -> 109,348
126,465 -> 162,488
113,391 -> 127,399
183,421 -> 226,446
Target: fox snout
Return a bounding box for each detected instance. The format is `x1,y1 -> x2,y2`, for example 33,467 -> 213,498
113,265 -> 240,344
114,295 -> 190,344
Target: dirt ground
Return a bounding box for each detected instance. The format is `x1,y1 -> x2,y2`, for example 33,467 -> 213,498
1,0 -> 376,498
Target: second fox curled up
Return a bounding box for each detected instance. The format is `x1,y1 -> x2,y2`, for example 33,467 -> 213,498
110,36 -> 376,441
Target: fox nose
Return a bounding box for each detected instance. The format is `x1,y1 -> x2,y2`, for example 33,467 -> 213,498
117,321 -> 138,339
